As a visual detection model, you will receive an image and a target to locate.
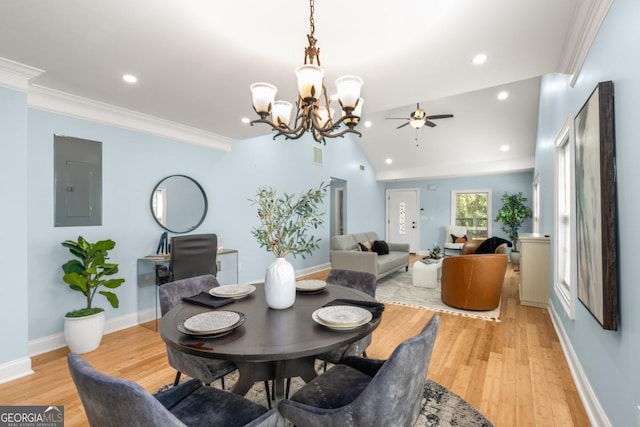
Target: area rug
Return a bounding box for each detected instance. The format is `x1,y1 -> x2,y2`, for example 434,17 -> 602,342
375,270 -> 501,321
161,367 -> 494,427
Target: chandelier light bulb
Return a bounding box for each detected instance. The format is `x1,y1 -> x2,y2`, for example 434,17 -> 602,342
272,100 -> 293,127
296,65 -> 325,102
250,83 -> 277,116
335,76 -> 363,110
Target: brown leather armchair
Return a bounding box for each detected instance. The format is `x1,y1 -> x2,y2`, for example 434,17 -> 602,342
441,254 -> 508,310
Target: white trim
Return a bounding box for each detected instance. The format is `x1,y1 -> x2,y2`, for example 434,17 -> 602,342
553,115 -> 576,319
549,303 -> 612,427
0,57 -> 44,92
0,357 -> 34,384
245,262 -> 332,285
28,311 -> 143,357
557,0 -> 614,87
28,85 -> 234,151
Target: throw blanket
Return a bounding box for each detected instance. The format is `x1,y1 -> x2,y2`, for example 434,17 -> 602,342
475,236 -> 512,254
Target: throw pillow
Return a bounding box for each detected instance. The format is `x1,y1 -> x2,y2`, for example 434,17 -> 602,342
475,238 -> 495,254
451,234 -> 468,244
372,240 -> 390,255
358,242 -> 373,252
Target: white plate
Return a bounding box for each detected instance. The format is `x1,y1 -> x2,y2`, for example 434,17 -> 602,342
312,309 -> 373,330
209,284 -> 256,298
177,312 -> 245,336
296,280 -> 328,292
183,310 -> 241,333
316,305 -> 369,326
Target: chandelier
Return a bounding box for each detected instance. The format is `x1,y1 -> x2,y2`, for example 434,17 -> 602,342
250,0 -> 363,145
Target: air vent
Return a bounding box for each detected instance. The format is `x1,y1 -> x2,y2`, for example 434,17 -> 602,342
313,146 -> 323,165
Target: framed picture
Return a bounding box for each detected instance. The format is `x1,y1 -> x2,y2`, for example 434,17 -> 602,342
574,80 -> 618,330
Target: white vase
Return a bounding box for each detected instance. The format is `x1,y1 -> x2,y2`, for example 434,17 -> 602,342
264,257 -> 296,309
64,311 -> 105,354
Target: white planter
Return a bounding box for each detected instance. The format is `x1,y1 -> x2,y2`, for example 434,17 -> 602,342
264,257 -> 296,309
64,311 -> 106,354
510,251 -> 521,266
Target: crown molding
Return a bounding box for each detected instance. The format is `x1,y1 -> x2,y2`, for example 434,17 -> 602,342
557,0 -> 614,87
0,57 -> 44,92
28,85 -> 234,151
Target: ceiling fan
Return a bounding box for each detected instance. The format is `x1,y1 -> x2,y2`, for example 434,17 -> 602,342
386,103 -> 454,129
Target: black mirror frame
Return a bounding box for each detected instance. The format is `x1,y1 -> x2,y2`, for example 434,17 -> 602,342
150,174 -> 208,234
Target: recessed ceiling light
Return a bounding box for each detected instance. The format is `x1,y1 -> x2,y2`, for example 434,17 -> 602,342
385,158 -> 393,164
497,91 -> 509,100
122,74 -> 138,84
241,117 -> 251,124
364,121 -> 372,128
500,144 -> 510,152
471,53 -> 487,65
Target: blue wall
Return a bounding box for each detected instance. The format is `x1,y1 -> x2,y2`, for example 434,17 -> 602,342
535,1 -> 640,425
386,171 -> 533,252
22,108 -> 384,342
0,86 -> 29,365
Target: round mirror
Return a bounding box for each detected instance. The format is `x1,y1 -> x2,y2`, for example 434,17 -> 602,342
150,175 -> 208,233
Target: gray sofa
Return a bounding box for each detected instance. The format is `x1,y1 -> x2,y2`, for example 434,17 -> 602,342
330,232 -> 410,280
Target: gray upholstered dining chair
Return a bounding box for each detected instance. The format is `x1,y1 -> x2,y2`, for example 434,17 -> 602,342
68,353 -> 279,427
158,274 -> 236,388
316,269 -> 377,366
279,315 -> 440,427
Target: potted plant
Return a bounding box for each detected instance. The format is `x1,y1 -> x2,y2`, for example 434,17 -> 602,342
494,192 -> 532,265
429,245 -> 442,259
249,183 -> 327,309
61,236 -> 125,353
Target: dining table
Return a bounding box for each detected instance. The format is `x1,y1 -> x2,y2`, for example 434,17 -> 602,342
159,282 -> 382,405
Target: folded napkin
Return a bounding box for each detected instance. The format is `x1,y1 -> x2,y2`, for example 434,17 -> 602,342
323,298 -> 385,319
182,291 -> 235,309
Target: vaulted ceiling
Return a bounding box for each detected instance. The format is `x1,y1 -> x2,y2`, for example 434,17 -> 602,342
0,0 -> 605,180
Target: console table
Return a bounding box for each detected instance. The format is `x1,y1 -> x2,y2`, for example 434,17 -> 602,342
137,249 -> 239,331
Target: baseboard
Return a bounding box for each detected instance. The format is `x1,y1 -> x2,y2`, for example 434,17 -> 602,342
0,357 -> 33,384
548,302 -> 612,427
28,312 -> 144,358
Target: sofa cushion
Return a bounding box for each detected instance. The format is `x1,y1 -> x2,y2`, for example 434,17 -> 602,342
331,234 -> 359,251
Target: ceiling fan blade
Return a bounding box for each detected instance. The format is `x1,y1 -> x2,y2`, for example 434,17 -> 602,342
426,114 -> 454,120
396,122 -> 411,129
386,117 -> 410,120
424,121 -> 437,127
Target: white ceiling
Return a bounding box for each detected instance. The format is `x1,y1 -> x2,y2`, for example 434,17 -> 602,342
0,0 -> 598,181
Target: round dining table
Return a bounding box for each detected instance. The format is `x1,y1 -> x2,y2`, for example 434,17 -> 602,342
160,283 -> 381,403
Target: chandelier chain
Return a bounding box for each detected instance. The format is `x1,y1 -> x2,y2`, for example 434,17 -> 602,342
309,0 -> 315,37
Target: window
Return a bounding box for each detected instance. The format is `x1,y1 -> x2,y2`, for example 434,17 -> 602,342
451,190 -> 492,239
554,118 -> 575,318
532,175 -> 541,233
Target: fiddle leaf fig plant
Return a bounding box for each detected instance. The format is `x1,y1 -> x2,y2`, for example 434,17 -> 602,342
494,192 -> 532,252
249,183 -> 328,259
61,236 -> 125,318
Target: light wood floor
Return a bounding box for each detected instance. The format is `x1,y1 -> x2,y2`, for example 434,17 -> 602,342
0,258 -> 589,426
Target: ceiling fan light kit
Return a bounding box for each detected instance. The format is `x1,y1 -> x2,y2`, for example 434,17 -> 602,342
386,102 -> 454,131
250,0 -> 363,144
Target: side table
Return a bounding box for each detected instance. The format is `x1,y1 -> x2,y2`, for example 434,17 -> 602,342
412,258 -> 443,288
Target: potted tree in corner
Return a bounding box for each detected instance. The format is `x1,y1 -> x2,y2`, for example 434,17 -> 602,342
494,192 -> 532,266
61,236 -> 125,353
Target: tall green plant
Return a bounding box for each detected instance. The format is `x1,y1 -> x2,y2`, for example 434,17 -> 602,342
249,183 -> 327,259
61,236 -> 125,317
494,192 -> 532,252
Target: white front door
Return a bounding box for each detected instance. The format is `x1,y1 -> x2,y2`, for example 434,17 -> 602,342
386,189 -> 419,253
